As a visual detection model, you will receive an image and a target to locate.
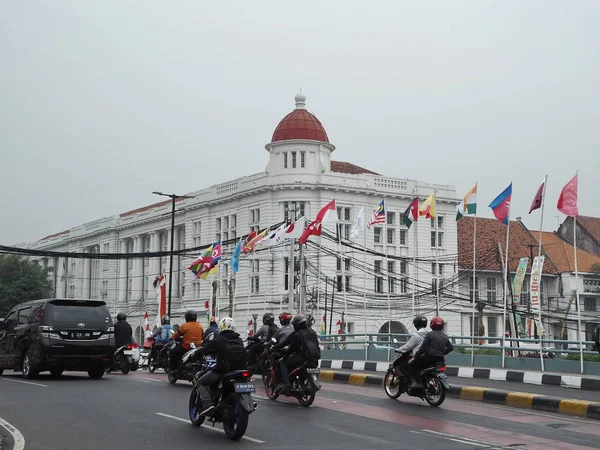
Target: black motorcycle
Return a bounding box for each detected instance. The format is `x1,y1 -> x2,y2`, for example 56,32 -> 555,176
106,343 -> 139,375
188,366 -> 258,441
147,341 -> 169,373
383,338 -> 449,407
246,337 -> 270,383
165,341 -> 206,384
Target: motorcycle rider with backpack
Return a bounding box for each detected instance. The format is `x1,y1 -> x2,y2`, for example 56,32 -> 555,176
193,317 -> 248,417
271,314 -> 321,394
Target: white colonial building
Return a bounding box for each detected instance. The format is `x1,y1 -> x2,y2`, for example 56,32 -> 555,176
24,93 -> 459,341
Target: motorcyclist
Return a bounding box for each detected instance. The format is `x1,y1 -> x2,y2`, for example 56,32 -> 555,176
247,313 -> 278,365
393,315 -> 428,381
149,315 -> 173,361
114,312 -> 133,349
169,310 -> 204,370
203,317 -> 220,345
409,316 -> 453,388
272,312 -> 294,345
193,317 -> 248,417
272,314 -> 321,394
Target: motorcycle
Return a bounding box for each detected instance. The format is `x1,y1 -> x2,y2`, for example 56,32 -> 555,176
166,341 -> 214,384
107,343 -> 140,375
246,336 -> 270,383
383,338 -> 449,407
147,340 -> 169,373
188,365 -> 258,441
263,338 -> 321,407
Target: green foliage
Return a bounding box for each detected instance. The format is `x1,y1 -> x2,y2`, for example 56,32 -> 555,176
453,346 -> 502,356
590,262 -> 600,274
564,353 -> 600,363
0,255 -> 54,316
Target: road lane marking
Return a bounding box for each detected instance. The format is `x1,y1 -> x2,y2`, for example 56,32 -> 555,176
447,438 -> 487,447
131,377 -> 163,383
0,417 -> 25,450
2,378 -> 48,388
155,412 -> 265,444
315,424 -> 396,445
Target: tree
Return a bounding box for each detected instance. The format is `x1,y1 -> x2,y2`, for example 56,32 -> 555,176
591,262 -> 600,274
0,255 -> 54,316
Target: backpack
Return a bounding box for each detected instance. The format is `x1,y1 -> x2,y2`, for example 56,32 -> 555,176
224,337 -> 247,371
300,329 -> 321,360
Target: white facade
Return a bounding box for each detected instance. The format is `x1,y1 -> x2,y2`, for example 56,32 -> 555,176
25,94 -> 459,339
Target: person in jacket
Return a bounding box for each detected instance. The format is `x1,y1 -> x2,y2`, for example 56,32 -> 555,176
394,315 -> 428,380
409,316 -> 453,388
203,317 -> 220,345
272,314 -> 321,394
149,315 -> 173,361
193,317 -> 248,416
114,313 -> 133,349
169,310 -> 204,370
272,312 -> 293,344
247,312 -> 278,365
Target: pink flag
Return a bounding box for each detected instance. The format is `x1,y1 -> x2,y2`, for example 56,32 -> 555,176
557,174 -> 579,217
529,180 -> 545,214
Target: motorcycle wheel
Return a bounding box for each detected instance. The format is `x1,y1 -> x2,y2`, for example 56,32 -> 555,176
131,362 -> 139,372
148,357 -> 156,373
384,371 -> 402,399
222,394 -> 249,441
121,361 -> 130,375
188,388 -> 205,426
424,376 -> 446,407
168,372 -> 178,384
264,371 -> 279,400
297,377 -> 316,407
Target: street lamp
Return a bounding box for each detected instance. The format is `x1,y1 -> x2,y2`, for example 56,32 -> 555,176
152,191 -> 195,317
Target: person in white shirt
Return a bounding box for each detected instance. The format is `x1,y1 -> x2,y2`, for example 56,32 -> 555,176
393,315 -> 428,381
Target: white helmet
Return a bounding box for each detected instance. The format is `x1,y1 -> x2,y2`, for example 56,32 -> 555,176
219,317 -> 236,332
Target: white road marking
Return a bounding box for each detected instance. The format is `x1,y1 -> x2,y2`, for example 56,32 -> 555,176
420,429 -> 513,449
448,438 -> 487,447
315,424 -> 396,445
131,377 -> 163,383
0,417 -> 26,450
156,412 -> 265,444
2,378 -> 48,388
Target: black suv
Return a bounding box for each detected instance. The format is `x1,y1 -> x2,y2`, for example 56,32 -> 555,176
0,298 -> 115,379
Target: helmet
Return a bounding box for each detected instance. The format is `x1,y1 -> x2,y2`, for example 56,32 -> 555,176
279,312 -> 292,325
291,314 -> 308,331
413,315 -> 427,330
262,313 -> 275,325
210,316 -> 218,325
430,316 -> 445,331
219,317 -> 236,332
116,313 -> 127,321
185,310 -> 197,322
161,315 -> 170,325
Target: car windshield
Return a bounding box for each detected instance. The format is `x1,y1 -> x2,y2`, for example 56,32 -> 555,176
45,301 -> 111,328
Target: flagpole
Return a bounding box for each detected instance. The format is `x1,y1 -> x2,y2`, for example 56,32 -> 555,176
415,207 -> 419,315
246,272 -> 251,337
411,194 -> 417,318
435,190 -> 440,316
536,175 -> 548,371
363,215 -> 368,360
501,193 -> 512,369
338,226 -> 348,331
471,184 -> 478,367
216,258 -> 221,317
385,209 -> 391,361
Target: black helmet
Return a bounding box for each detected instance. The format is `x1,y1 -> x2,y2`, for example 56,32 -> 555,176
279,312 -> 292,325
413,315 -> 427,330
161,315 -> 170,325
262,313 -> 274,325
185,310 -> 197,322
116,313 -> 127,322
291,314 -> 308,331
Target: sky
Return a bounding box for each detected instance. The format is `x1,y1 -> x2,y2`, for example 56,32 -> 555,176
1,1 -> 599,245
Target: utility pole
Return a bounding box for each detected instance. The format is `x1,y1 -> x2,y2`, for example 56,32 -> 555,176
299,244 -> 306,316
152,191 -> 195,317
287,203 -> 299,313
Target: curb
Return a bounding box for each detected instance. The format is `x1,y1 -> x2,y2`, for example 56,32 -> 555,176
317,369 -> 600,421
319,360 -> 600,391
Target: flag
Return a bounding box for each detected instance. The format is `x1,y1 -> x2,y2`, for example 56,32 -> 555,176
153,274 -> 166,327
144,311 -> 150,333
188,245 -> 213,275
456,201 -> 465,221
368,200 -> 385,228
258,224 -> 286,248
244,227 -> 269,253
198,265 -> 217,280
557,174 -> 579,217
463,185 -> 477,215
489,183 -> 512,225
403,197 -> 419,228
320,315 -> 326,337
350,206 -> 365,240
281,217 -> 305,240
298,219 -> 322,244
204,300 -> 210,321
316,199 -> 338,224
210,240 -> 222,264
190,241 -> 221,279
229,238 -> 242,273
242,230 -> 257,254
529,179 -> 545,214
419,193 -> 436,219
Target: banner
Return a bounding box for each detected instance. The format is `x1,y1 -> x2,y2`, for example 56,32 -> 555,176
512,257 -> 529,307
530,256 -> 544,310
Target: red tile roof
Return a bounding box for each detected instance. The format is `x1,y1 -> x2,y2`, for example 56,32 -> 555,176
578,215 -> 600,244
41,229 -> 70,241
271,109 -> 329,143
330,161 -> 380,176
119,198 -> 185,218
534,231 -> 600,273
457,217 -> 559,274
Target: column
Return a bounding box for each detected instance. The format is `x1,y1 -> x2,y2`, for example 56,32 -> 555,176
82,248 -> 91,299
132,236 -> 143,302
150,231 -> 160,277
118,240 -> 128,306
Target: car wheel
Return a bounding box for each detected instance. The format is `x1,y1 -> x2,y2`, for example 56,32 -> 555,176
22,352 -> 39,379
88,367 -> 105,379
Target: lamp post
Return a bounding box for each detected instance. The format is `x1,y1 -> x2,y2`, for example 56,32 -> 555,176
152,191 -> 194,317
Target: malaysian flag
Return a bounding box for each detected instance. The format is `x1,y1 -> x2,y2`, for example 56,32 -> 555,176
367,200 -> 385,228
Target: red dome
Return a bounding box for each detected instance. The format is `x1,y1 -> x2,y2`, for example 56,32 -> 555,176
271,94 -> 329,143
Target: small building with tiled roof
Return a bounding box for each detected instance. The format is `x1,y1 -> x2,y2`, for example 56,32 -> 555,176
558,215 -> 600,258
24,92 -> 459,339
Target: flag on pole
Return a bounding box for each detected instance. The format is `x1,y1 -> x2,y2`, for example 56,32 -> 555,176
419,193 -> 436,219
153,274 -> 166,328
403,197 -> 419,228
456,201 -> 465,221
489,184 -> 512,225
529,179 -> 545,214
204,300 -> 210,321
368,200 -> 385,228
244,228 -> 269,253
298,219 -> 322,244
190,241 -> 222,279
557,174 -> 579,217
258,224 -> 286,248
350,206 -> 365,240
242,230 -> 257,254
463,185 -> 477,215
316,199 -> 339,224
281,217 -> 305,240
229,238 -> 243,273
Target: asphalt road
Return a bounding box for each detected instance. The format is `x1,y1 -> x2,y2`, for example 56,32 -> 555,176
1,370 -> 600,449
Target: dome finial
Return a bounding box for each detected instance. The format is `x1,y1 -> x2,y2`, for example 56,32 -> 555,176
294,90 -> 306,110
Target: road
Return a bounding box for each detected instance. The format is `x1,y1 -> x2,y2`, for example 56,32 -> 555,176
1,370 -> 599,449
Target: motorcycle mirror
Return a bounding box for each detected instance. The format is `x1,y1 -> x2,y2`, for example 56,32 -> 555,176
392,338 -> 399,344
271,337 -> 277,343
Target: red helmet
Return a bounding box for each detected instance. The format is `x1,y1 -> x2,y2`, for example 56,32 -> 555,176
430,316 -> 445,330
279,312 -> 293,325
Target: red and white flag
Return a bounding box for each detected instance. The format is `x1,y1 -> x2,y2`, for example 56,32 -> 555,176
298,220 -> 322,245
529,179 -> 545,214
316,199 -> 338,224
557,174 -> 579,217
154,274 -> 166,328
281,217 -> 305,240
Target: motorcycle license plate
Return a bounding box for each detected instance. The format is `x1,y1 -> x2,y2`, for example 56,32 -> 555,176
123,350 -> 135,355
306,368 -> 320,374
234,383 -> 256,393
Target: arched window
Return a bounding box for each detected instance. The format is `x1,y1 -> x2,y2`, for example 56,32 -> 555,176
378,321 -> 409,343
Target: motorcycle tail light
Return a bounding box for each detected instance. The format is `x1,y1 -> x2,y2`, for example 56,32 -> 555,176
132,343 -> 139,349
241,371 -> 251,378
439,365 -> 446,372
125,344 -> 132,350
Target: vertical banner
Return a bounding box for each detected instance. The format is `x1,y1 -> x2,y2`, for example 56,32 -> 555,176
512,257 -> 529,306
530,256 -> 545,337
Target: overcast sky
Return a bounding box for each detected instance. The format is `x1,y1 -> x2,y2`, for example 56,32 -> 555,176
1,1 -> 599,245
